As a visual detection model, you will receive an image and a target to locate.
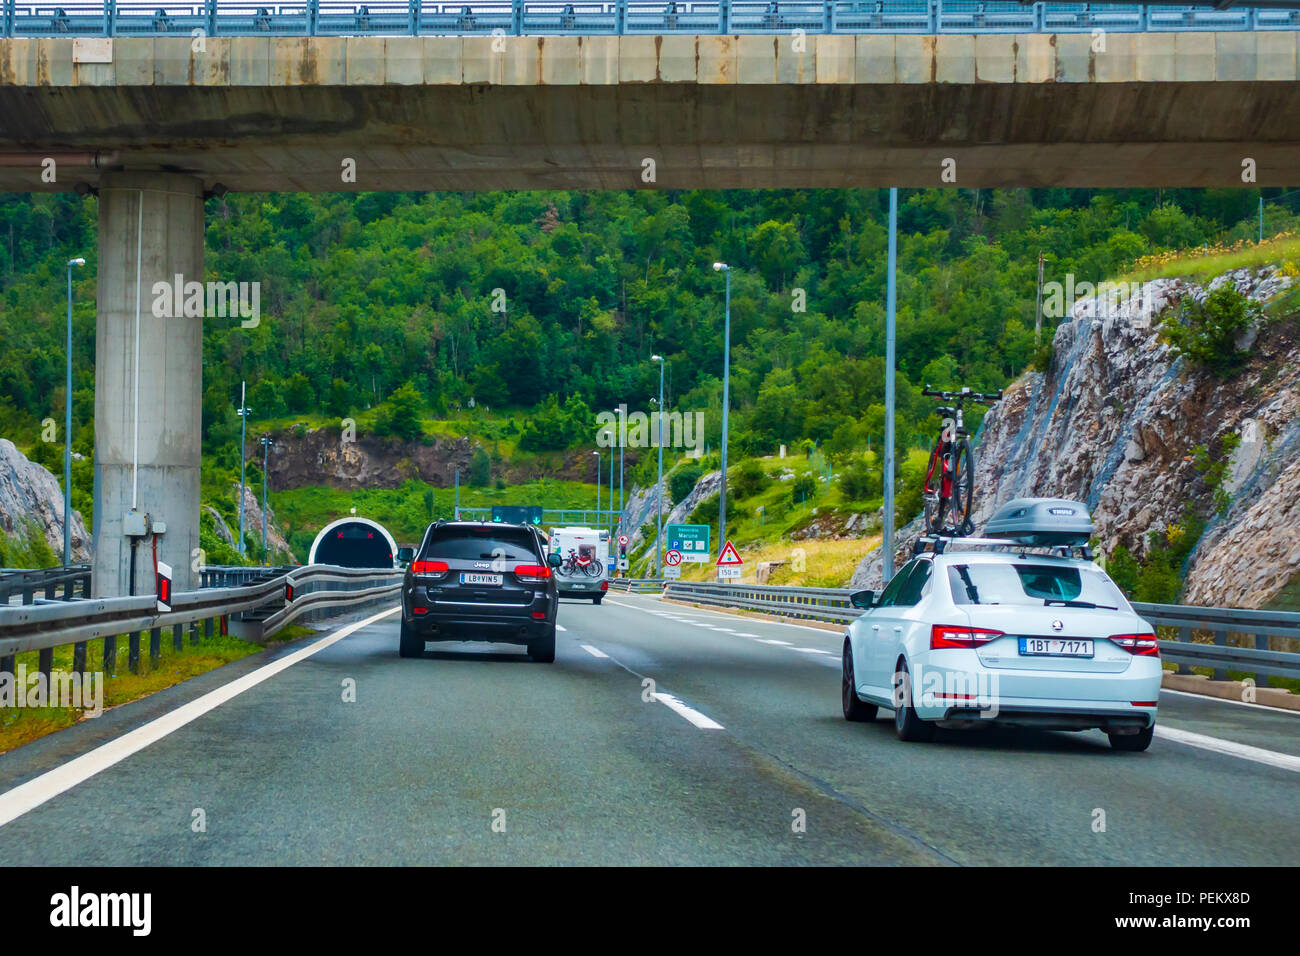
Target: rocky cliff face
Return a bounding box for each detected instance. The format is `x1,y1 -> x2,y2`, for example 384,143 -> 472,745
265,426 -> 630,490
850,265 -> 1300,609
0,439 -> 91,563
231,483 -> 293,559
265,428 -> 476,491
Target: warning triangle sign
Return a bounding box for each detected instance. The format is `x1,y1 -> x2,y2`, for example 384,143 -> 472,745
716,541 -> 743,566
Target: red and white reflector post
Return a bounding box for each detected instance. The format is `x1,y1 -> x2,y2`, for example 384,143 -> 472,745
156,560 -> 173,612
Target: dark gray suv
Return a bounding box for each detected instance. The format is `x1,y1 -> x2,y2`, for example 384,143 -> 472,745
399,521 -> 563,662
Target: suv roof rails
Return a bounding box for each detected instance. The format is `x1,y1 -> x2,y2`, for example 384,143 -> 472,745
911,534 -> 1094,561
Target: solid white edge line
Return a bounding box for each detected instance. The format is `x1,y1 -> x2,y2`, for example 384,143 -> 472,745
756,639 -> 792,646
653,692 -> 724,730
1160,687 -> 1300,716
580,644 -> 609,659
0,605 -> 400,829
1154,725 -> 1300,774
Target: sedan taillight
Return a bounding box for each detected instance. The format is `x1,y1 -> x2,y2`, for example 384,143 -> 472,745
1109,633 -> 1160,657
410,560 -> 449,577
931,624 -> 1004,649
513,563 -> 552,582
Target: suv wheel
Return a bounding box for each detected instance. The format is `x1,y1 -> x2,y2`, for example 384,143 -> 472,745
530,626 -> 556,663
592,594 -> 603,605
398,618 -> 424,658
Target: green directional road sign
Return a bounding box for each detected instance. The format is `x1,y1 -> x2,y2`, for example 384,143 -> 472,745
665,523 -> 711,563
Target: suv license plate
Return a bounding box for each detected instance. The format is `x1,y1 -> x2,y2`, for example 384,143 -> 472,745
1019,638 -> 1094,658
460,573 -> 502,586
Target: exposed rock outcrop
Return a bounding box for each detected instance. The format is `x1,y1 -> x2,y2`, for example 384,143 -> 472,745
231,483 -> 293,559
849,265 -> 1300,609
0,439 -> 90,563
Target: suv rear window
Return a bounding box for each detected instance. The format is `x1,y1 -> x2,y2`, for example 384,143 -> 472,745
421,526 -> 539,562
947,563 -> 1126,610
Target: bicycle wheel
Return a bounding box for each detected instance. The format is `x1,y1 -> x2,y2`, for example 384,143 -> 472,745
922,442 -> 947,535
949,439 -> 975,536
585,559 -> 604,578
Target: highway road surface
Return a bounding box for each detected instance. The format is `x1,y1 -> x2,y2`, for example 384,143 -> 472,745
0,594 -> 1297,866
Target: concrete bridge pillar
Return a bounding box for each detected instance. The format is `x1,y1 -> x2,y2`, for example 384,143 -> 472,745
92,172 -> 204,597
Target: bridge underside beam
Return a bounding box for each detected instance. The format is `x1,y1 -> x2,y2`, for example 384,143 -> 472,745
2,34 -> 1300,190
92,171 -> 203,598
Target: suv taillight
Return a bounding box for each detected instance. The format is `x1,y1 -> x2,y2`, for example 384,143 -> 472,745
410,560 -> 449,577
513,563 -> 551,582
1109,633 -> 1160,656
931,624 -> 1004,649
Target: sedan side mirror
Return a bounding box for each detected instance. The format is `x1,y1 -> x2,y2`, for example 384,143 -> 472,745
547,552 -> 563,568
396,547 -> 414,565
849,589 -> 876,610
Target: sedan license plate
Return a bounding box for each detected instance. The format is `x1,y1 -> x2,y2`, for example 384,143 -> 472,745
460,573 -> 502,586
1019,637 -> 1094,658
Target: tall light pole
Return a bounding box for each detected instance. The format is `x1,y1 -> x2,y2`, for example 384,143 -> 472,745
236,382 -> 251,558
712,262 -> 732,568
652,355 -> 666,575
593,449 -> 601,527
260,435 -> 274,564
609,435 -> 616,536
63,257 -> 85,565
615,407 -> 624,537
883,188 -> 899,584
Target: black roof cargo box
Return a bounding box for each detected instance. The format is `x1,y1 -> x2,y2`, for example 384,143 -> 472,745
982,498 -> 1094,546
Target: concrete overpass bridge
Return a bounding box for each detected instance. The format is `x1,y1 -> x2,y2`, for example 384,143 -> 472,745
3,1 -> 1300,596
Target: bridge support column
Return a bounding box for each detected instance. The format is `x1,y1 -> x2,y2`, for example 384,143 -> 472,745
92,172 -> 204,597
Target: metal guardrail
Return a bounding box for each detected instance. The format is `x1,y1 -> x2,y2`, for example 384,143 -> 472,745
3,1 -> 1299,39
611,577 -> 666,593
0,563 -> 401,681
661,581 -> 1300,684
1132,601 -> 1300,683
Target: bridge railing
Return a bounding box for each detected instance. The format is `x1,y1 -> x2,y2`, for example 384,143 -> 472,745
4,1 -> 1300,38
658,580 -> 1300,686
0,562 -> 400,682
0,564 -> 91,605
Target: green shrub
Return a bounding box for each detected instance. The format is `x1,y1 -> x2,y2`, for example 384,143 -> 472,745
670,463 -> 704,504
689,492 -> 720,525
730,458 -> 765,499
1105,544 -> 1140,598
837,457 -> 877,501
1161,285 -> 1261,376
789,472 -> 817,504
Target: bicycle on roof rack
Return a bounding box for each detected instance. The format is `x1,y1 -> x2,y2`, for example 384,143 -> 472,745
919,384 -> 1002,537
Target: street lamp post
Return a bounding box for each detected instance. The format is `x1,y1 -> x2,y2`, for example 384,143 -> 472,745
652,355 -> 666,576
260,435 -> 274,564
63,257 -> 85,565
712,262 -> 732,571
593,449 -> 601,527
883,188 -> 899,583
609,436 -> 615,537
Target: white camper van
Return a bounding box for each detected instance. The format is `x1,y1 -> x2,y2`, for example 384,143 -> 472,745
548,526 -> 610,604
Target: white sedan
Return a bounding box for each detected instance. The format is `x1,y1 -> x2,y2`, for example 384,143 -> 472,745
841,549 -> 1163,750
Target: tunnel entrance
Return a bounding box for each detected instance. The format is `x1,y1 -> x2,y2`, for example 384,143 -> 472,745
308,518 -> 398,569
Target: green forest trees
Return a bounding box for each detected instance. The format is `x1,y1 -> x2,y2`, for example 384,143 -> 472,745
1,187 -> 1293,471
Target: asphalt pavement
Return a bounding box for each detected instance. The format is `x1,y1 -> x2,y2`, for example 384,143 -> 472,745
0,593 -> 1295,865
